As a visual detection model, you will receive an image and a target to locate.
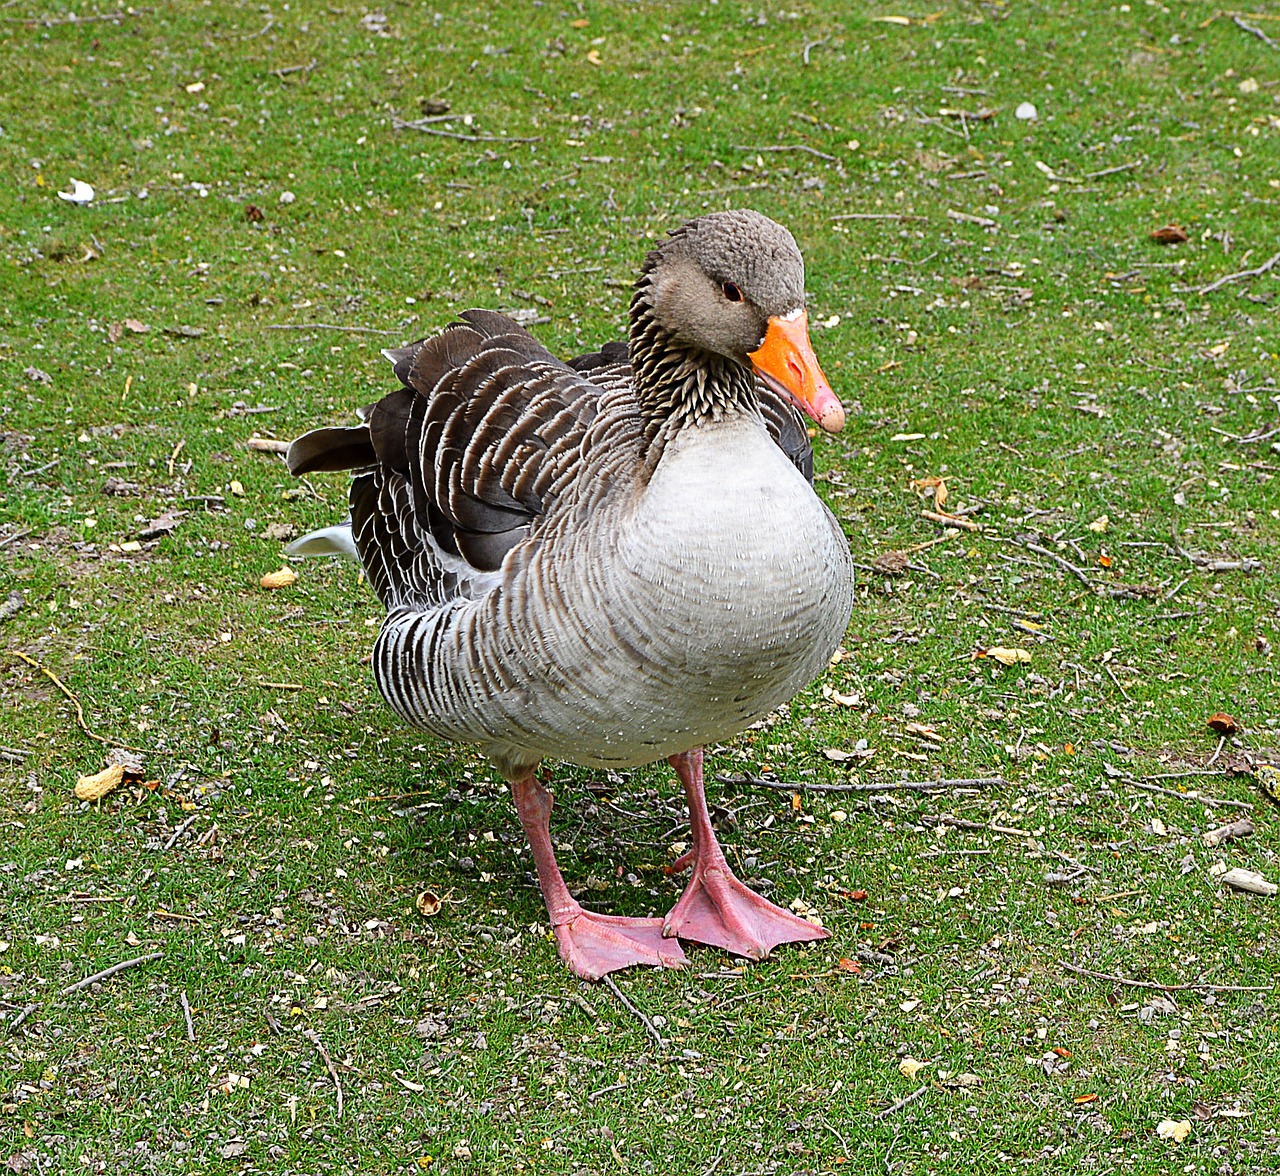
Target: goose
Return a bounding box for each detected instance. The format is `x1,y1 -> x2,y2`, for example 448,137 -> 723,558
285,210 -> 855,980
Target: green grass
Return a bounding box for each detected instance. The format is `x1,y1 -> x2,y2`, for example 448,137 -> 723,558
2,1 -> 1279,1172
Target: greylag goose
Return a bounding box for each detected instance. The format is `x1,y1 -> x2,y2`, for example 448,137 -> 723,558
286,210 -> 854,979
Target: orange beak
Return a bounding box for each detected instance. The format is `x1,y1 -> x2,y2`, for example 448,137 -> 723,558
748,309 -> 845,433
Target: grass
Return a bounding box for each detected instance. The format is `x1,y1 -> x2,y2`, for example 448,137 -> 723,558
2,0 -> 1279,1172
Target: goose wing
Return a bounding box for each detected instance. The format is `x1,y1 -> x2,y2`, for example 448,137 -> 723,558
288,310 -> 627,610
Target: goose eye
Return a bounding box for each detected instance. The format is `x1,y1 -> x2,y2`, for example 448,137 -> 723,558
721,281 -> 744,303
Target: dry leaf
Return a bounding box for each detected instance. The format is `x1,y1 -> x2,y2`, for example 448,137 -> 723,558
123,318 -> 149,334
76,763 -> 125,801
822,748 -> 854,762
1156,1119 -> 1192,1143
585,48 -> 602,65
1074,1093 -> 1098,1105
415,890 -> 443,916
872,550 -> 911,575
822,684 -> 864,708
260,568 -> 298,590
1150,224 -> 1188,245
873,15 -> 913,25
898,1056 -> 929,1079
1206,712 -> 1238,735
984,647 -> 1032,666
1087,515 -> 1110,533
837,958 -> 861,973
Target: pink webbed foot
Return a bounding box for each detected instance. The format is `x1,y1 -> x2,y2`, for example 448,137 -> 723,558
553,908 -> 687,982
509,771 -> 686,981
664,749 -> 829,961
663,858 -> 828,960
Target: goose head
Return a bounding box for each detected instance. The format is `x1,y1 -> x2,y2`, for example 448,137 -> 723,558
636,210 -> 845,433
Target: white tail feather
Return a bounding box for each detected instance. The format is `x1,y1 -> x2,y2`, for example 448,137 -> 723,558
285,523 -> 359,561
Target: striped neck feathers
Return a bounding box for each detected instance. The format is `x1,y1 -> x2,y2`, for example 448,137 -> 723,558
628,278 -> 757,451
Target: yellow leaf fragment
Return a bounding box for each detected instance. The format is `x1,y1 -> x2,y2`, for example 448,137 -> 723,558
260,567 -> 298,590
75,764 -> 125,802
985,647 -> 1032,666
415,890 -> 443,917
873,15 -> 913,25
899,1056 -> 929,1079
1156,1119 -> 1192,1143
1087,515 -> 1110,533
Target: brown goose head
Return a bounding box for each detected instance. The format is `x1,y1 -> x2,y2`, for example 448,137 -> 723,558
634,210 -> 845,433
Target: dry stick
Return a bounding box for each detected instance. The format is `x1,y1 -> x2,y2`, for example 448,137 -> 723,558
1195,249 -> 1280,296
264,322 -> 399,335
303,1029 -> 345,1118
61,951 -> 164,997
8,651 -> 153,754
246,437 -> 290,455
1060,961 -> 1271,995
1083,160 -> 1143,179
1023,542 -> 1093,586
831,212 -> 926,222
1103,663 -> 1135,705
719,774 -> 1004,795
8,1003 -> 40,1033
0,8 -> 145,25
602,975 -> 666,1049
923,814 -> 1032,838
392,119 -> 540,143
921,509 -> 981,531
1125,777 -> 1253,812
731,143 -> 838,162
874,1084 -> 927,1120
180,991 -> 195,1043
1233,14 -> 1280,52
161,813 -> 200,853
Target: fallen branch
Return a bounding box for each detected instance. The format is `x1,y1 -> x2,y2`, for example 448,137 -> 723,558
1023,542 -> 1093,586
9,651 -> 153,753
1195,249 -> 1280,297
247,437 -> 290,455
602,975 -> 666,1049
1233,14 -> 1280,52
1122,776 -> 1253,812
719,774 -> 1004,795
61,951 -> 164,997
922,814 -> 1032,838
0,7 -> 148,26
161,813 -> 200,853
1203,817 -> 1254,847
1083,160 -> 1143,179
831,212 -> 926,222
874,1084 -> 927,1120
731,143 -> 838,163
1060,960 -> 1271,994
921,509 -> 981,531
303,1029 -> 345,1117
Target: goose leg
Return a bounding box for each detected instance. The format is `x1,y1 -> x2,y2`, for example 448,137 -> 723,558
663,749 -> 829,959
511,773 -> 687,981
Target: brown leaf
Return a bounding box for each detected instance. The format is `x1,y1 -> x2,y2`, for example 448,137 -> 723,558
872,550 -> 911,575
1150,224 -> 1188,245
415,890 -> 443,917
108,321 -> 123,343
244,203 -> 264,223
123,318 -> 149,334
1207,712 -> 1238,735
136,511 -> 186,541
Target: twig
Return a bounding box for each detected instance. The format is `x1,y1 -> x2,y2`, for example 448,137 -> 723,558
60,951 -> 164,997
161,813 -> 200,853
247,437 -> 290,454
1195,250 -> 1280,296
303,1029 -> 345,1117
1023,541 -> 1093,586
831,212 -> 925,222
270,59 -> 316,79
180,991 -> 195,1042
921,509 -> 982,531
264,322 -> 399,335
7,1003 -> 40,1033
802,37 -> 828,65
1125,778 -> 1253,812
874,1084 -> 927,1120
588,1082 -> 627,1102
391,117 -> 540,143
1233,14 -> 1280,52
1060,960 -> 1271,994
718,774 -> 1004,795
565,991 -> 600,1021
922,814 -> 1032,838
1083,160 -> 1143,179
1103,663 -> 1135,705
602,975 -> 666,1049
731,143 -> 838,163
8,651 -> 152,753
